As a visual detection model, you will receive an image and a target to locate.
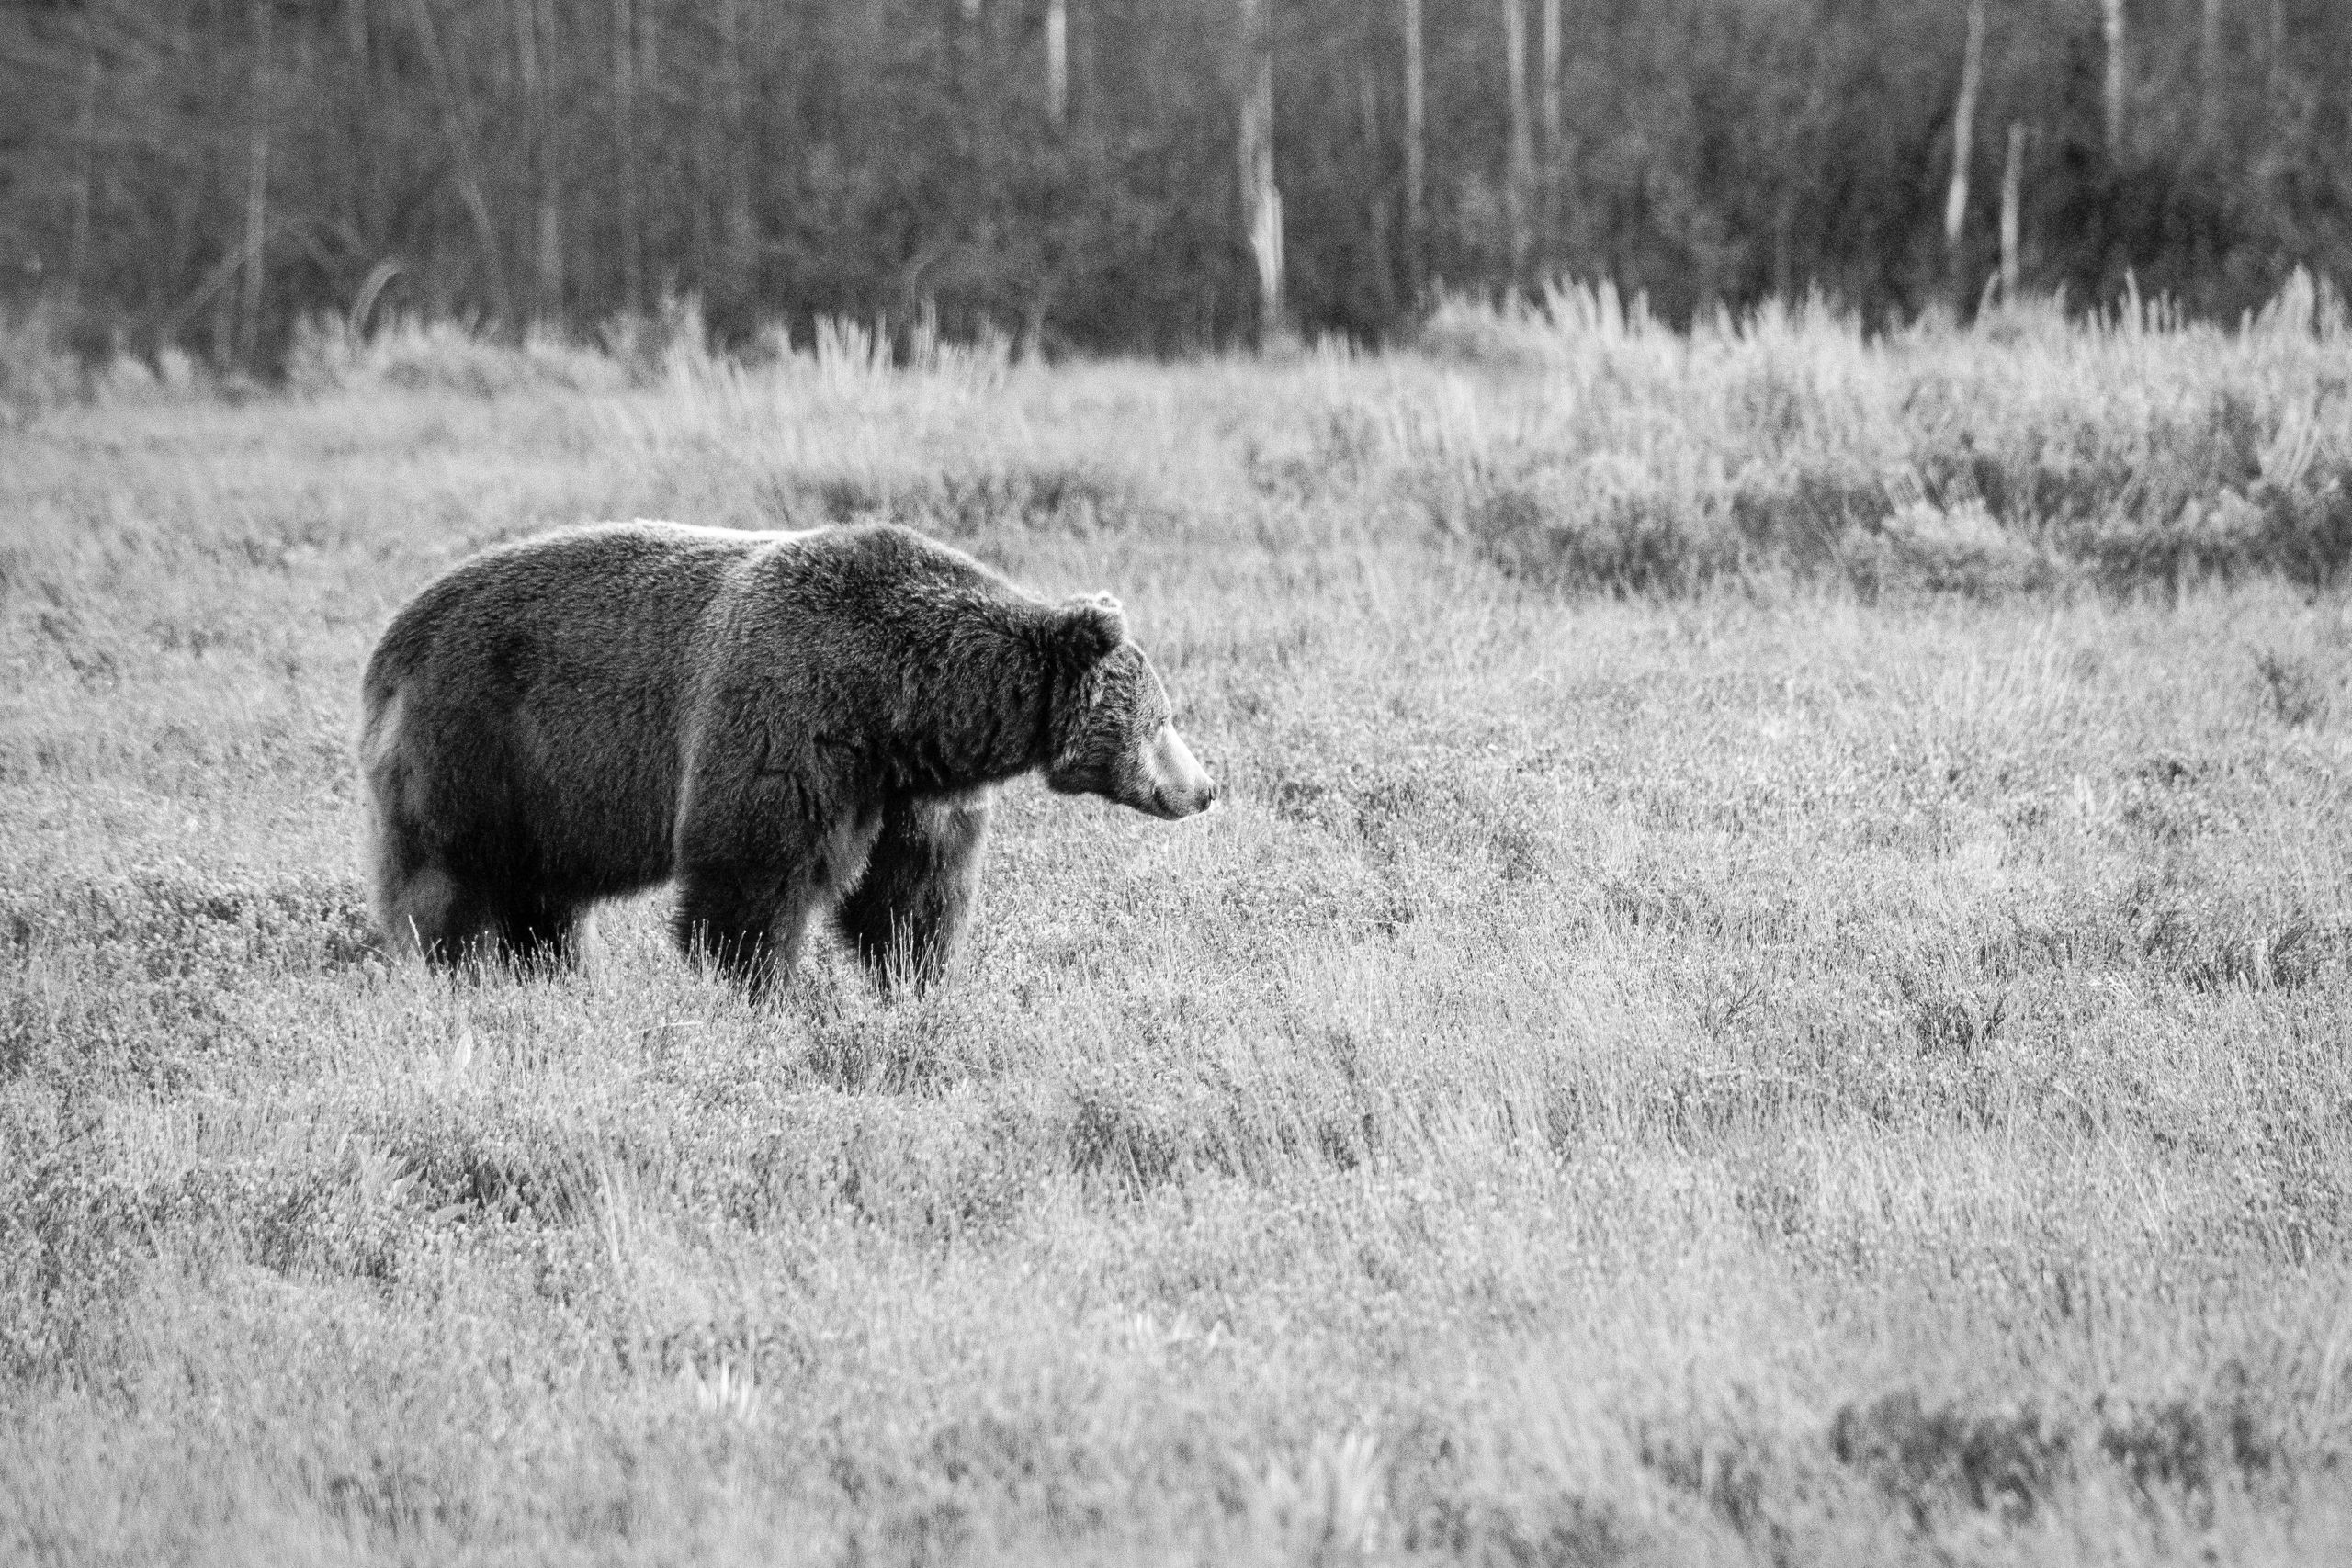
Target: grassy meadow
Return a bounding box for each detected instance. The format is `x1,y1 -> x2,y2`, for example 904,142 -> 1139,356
6,288 -> 2352,1564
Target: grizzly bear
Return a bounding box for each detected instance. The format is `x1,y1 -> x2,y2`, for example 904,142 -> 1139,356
358,521 -> 1216,992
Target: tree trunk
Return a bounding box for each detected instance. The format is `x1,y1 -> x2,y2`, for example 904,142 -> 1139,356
344,0 -> 383,258
536,0 -> 563,314
2101,0 -> 2126,161
68,24 -> 99,303
613,0 -> 642,311
1238,0 -> 1283,339
1402,0 -> 1424,284
1359,58 -> 1400,321
2000,120 -> 2026,302
1539,0 -> 1561,271
719,0 -> 755,297
514,0 -> 565,319
1501,0 -> 1533,283
408,0 -> 513,321
207,6 -> 234,367
2200,0 -> 2223,141
239,0 -> 273,363
1047,0 -> 1069,126
1942,0 -> 1985,277
2267,0 -> 2285,111
1772,190 -> 1795,300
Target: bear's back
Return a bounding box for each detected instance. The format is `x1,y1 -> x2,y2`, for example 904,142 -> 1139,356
368,522 -> 798,687
366,520 -> 1010,712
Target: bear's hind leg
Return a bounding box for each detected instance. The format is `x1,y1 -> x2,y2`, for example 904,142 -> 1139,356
379,863 -> 501,969
363,694 -> 514,974
836,792 -> 991,995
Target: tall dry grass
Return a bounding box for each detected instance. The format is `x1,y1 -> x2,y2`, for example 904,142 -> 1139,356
5,293 -> 2352,1564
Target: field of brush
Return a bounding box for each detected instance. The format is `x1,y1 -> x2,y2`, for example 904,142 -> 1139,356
6,287 -> 2352,1565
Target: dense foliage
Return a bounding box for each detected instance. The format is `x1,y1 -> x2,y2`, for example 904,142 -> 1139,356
3,0 -> 2350,361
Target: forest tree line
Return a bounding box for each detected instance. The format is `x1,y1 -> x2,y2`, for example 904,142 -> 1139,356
4,0 -> 2351,365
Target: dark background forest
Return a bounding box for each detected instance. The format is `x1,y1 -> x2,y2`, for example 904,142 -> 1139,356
4,0 -> 2351,366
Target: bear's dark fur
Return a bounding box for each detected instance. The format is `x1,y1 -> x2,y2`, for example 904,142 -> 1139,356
358,521 -> 1215,991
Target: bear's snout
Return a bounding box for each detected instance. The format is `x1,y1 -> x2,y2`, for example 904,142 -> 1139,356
1141,722 -> 1216,819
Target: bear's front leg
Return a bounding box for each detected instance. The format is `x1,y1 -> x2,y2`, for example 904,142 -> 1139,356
671,860 -> 823,995
835,791 -> 992,994
670,781 -> 838,994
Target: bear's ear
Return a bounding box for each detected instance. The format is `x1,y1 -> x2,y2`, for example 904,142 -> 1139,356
1056,592 -> 1126,665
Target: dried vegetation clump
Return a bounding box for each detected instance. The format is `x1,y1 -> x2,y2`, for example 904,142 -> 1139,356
1403,272 -> 2352,596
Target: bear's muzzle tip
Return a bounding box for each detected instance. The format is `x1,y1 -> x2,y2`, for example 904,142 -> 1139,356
1142,723 -> 1216,819
1160,778 -> 1217,820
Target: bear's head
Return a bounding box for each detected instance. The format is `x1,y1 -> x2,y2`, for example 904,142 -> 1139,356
1044,594 -> 1216,820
